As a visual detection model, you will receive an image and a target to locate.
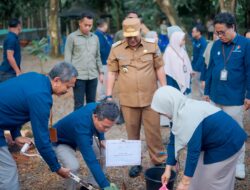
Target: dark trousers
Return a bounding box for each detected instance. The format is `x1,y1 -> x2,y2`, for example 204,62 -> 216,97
73,78 -> 98,110
0,71 -> 15,83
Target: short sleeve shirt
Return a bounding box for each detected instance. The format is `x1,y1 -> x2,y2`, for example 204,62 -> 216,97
0,32 -> 21,73
108,38 -> 163,107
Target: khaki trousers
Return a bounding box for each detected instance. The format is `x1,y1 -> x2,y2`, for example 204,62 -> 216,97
121,105 -> 166,164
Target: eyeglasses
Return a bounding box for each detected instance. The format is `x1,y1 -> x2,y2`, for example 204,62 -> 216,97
215,28 -> 231,37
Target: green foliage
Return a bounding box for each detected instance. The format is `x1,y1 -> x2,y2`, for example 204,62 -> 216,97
0,0 -> 48,21
25,38 -> 49,73
237,0 -> 250,33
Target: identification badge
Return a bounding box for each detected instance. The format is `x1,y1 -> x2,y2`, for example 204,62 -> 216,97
183,65 -> 187,73
49,128 -> 58,142
220,69 -> 228,81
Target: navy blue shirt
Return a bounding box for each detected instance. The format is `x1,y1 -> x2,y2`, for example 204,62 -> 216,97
0,32 -> 21,74
0,72 -> 61,172
192,36 -> 207,72
158,34 -> 169,53
95,29 -> 112,65
53,103 -> 109,189
166,75 -> 191,95
204,35 -> 250,105
167,111 -> 247,177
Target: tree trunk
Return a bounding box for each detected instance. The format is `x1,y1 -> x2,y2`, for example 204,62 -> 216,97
219,0 -> 236,14
40,8 -> 44,28
27,17 -> 31,28
111,0 -> 123,30
49,0 -> 59,57
155,0 -> 180,26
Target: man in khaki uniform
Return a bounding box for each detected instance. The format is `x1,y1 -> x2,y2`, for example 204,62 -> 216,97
106,18 -> 166,177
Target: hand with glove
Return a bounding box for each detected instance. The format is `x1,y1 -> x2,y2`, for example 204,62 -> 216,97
104,183 -> 119,190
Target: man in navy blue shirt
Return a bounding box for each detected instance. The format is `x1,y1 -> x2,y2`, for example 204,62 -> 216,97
204,12 -> 250,179
95,19 -> 112,100
191,24 -> 207,96
53,101 -> 119,190
0,19 -> 22,82
0,62 -> 78,190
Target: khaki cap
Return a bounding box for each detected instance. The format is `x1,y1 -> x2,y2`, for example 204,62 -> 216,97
123,18 -> 141,37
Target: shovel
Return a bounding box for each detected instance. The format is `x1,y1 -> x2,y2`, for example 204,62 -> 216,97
20,143 -> 98,190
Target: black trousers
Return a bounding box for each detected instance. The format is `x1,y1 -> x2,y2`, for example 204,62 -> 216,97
73,78 -> 98,110
0,71 -> 15,83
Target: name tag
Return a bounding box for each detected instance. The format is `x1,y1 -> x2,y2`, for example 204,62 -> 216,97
183,65 -> 187,73
220,69 -> 228,81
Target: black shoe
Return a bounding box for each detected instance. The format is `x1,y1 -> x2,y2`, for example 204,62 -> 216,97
161,125 -> 169,128
80,186 -> 88,190
129,165 -> 142,178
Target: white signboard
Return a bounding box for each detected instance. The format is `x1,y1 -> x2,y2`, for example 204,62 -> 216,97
105,140 -> 141,167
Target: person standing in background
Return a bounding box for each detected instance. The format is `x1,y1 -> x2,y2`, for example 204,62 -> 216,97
204,13 -> 250,179
206,17 -> 214,40
244,29 -> 250,39
95,19 -> 112,100
0,19 -> 22,82
113,10 -> 149,42
200,32 -> 218,89
163,29 -> 192,95
65,11 -> 104,110
158,21 -> 169,53
191,24 -> 207,96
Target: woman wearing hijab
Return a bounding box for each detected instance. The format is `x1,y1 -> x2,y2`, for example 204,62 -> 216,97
163,30 -> 193,95
151,86 -> 247,190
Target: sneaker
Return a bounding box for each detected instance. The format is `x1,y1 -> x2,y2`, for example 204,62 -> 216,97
236,164 -> 245,179
129,165 -> 142,178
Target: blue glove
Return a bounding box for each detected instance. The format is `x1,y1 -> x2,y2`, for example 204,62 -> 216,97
103,183 -> 119,190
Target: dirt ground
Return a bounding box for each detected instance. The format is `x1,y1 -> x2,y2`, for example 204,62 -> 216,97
3,51 -> 250,190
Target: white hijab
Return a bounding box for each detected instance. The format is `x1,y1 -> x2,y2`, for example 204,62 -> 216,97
163,31 -> 192,93
167,25 -> 183,38
151,86 -> 220,158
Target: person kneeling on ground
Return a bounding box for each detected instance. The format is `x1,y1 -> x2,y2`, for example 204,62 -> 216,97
52,101 -> 120,190
151,86 -> 247,190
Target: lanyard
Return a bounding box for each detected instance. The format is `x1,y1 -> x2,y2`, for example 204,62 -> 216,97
222,44 -> 235,67
170,45 -> 185,63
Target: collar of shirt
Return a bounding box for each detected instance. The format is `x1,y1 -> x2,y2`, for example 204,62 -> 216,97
9,31 -> 18,39
96,29 -> 105,35
76,29 -> 93,38
46,76 -> 53,94
224,33 -> 239,46
124,39 -> 144,49
231,34 -> 238,44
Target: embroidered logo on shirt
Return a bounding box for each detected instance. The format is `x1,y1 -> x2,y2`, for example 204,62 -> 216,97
233,45 -> 241,53
217,51 -> 221,56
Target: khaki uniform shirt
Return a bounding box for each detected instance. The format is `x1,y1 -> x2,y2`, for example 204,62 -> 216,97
108,38 -> 163,107
64,29 -> 103,80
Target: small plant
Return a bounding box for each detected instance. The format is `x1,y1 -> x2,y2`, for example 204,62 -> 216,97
25,38 -> 49,74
